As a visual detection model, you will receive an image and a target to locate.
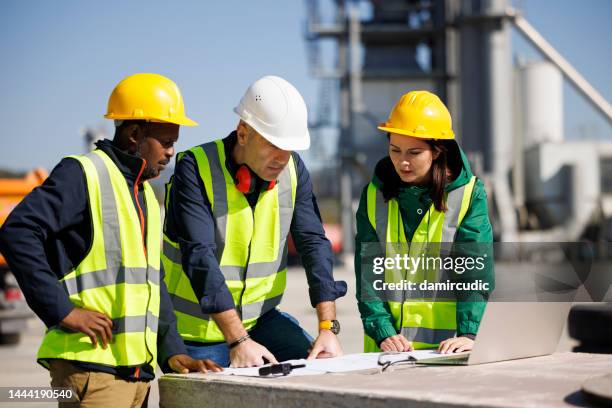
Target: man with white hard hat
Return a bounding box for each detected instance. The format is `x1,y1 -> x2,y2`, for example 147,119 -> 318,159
162,76 -> 347,367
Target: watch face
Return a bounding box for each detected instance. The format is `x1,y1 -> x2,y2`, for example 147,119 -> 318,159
331,320 -> 340,335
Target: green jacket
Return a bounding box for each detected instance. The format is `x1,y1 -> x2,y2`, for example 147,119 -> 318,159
354,142 -> 494,346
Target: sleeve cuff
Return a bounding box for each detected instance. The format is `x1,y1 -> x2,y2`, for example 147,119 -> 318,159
158,335 -> 188,374
370,322 -> 398,346
45,297 -> 75,328
200,289 -> 236,315
309,280 -> 348,307
159,347 -> 189,373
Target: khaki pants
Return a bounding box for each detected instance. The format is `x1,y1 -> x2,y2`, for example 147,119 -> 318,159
49,359 -> 149,408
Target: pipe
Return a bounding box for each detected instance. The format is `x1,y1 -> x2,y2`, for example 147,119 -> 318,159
512,12 -> 612,124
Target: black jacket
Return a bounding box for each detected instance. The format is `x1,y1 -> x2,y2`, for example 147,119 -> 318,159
0,139 -> 186,380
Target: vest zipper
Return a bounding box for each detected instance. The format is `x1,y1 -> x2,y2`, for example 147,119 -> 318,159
398,209 -> 406,333
134,159 -> 147,257
134,158 -> 154,370
237,207 -> 254,319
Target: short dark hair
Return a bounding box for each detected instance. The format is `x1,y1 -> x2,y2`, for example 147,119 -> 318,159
113,120 -> 150,138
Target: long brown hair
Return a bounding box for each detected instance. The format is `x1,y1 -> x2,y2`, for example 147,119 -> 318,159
426,139 -> 463,212
427,140 -> 447,212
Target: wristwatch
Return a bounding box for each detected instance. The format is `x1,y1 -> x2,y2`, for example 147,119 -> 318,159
319,319 -> 341,335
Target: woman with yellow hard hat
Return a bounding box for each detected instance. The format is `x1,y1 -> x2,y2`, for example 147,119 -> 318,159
355,90 -> 494,354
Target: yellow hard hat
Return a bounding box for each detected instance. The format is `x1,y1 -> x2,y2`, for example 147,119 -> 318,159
378,90 -> 454,139
104,73 -> 197,126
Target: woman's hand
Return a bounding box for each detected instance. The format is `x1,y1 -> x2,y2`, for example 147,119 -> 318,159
380,334 -> 413,352
437,336 -> 474,354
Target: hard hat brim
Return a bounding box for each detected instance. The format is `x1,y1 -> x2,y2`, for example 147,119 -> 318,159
234,107 -> 310,151
377,125 -> 455,140
172,116 -> 198,126
258,131 -> 311,151
104,114 -> 198,127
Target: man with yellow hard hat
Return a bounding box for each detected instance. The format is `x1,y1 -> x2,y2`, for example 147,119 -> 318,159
163,75 -> 347,368
0,73 -> 221,407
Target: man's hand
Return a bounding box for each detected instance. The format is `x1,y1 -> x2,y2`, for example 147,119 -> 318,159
60,307 -> 113,349
168,354 -> 223,374
307,330 -> 343,360
230,338 -> 278,368
380,334 -> 413,352
437,336 -> 474,354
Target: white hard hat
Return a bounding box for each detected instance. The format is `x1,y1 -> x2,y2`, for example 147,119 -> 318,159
233,75 -> 310,151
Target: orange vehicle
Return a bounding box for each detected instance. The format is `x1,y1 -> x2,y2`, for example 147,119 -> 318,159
0,168 -> 48,344
287,223 -> 343,261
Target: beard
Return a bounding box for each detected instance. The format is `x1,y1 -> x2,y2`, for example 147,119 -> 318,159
135,140 -> 161,180
141,164 -> 159,180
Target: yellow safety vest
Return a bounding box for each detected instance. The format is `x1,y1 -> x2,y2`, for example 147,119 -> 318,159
162,139 -> 297,343
363,176 -> 477,351
38,150 -> 161,371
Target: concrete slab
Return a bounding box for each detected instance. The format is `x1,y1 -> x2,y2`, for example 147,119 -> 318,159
159,352 -> 612,408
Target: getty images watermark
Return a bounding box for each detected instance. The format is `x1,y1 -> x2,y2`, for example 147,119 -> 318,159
0,387 -> 77,402
371,252 -> 491,292
359,242 -> 612,302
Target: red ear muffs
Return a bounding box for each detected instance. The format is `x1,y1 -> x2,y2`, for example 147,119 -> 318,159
235,165 -> 255,194
234,164 -> 277,194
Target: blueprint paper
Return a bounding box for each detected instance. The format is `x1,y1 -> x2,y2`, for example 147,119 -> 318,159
209,350 -> 450,378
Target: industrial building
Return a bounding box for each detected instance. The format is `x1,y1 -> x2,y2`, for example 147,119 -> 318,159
304,0 -> 612,251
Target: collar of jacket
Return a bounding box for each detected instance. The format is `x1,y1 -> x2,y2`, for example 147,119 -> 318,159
222,131 -> 241,175
94,139 -> 147,184
371,139 -> 474,198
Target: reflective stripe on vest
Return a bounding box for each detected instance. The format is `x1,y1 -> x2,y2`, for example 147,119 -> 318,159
363,176 -> 476,351
37,150 -> 161,371
162,139 -> 297,342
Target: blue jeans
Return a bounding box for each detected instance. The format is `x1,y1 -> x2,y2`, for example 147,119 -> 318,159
184,309 -> 314,367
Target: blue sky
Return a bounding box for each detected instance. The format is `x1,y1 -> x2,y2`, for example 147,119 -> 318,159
513,0 -> 611,141
0,0 -> 610,172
